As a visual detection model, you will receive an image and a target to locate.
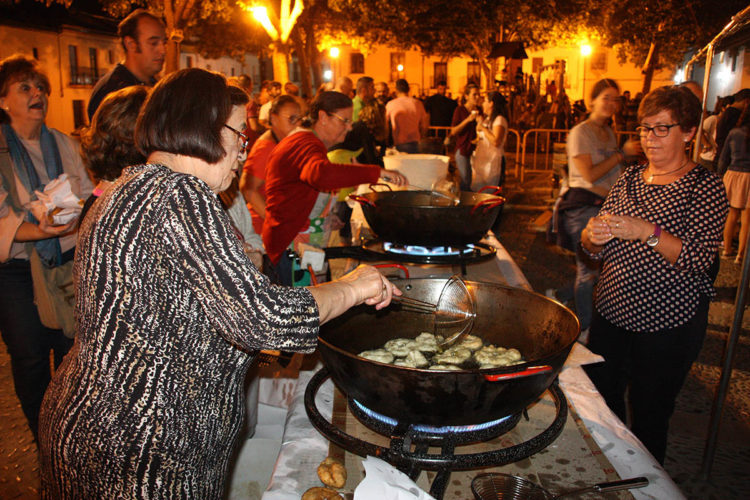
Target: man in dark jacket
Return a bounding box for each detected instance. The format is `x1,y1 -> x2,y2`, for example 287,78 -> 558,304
87,10 -> 166,120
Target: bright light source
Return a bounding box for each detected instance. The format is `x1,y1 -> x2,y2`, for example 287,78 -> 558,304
673,71 -> 683,84
397,64 -> 404,72
249,6 -> 279,40
250,6 -> 268,23
329,47 -> 340,58
324,69 -> 333,81
718,68 -> 731,84
580,44 -> 592,57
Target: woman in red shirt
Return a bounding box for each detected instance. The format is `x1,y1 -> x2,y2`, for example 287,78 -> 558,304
262,91 -> 406,284
240,95 -> 301,234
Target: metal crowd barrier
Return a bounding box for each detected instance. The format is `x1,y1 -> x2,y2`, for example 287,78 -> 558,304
506,129 -> 522,178
515,128 -> 649,183
518,128 -> 569,183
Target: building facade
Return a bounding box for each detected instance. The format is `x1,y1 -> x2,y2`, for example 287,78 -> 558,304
1,19 -> 259,135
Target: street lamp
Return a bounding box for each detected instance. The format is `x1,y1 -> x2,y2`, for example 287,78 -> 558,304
329,47 -> 340,82
250,6 -> 279,40
580,44 -> 591,102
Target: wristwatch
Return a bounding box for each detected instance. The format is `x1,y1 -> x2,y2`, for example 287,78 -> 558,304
646,224 -> 662,247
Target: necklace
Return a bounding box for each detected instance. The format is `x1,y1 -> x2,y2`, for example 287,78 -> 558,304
645,158 -> 690,183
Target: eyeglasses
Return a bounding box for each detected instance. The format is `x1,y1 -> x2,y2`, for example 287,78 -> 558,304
326,112 -> 352,125
636,123 -> 680,138
224,124 -> 249,150
279,113 -> 300,125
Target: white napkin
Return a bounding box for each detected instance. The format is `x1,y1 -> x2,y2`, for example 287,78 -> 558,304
29,174 -> 83,225
299,243 -> 327,274
354,456 -> 436,500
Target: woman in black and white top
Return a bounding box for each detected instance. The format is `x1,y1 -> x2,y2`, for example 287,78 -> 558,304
39,69 -> 401,498
581,85 -> 728,464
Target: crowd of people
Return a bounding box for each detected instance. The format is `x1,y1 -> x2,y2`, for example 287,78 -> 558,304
1,9 -> 408,497
0,5 -> 748,497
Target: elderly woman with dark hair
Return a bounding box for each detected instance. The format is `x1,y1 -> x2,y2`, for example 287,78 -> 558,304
262,90 -> 406,285
38,69 -> 401,498
0,54 -> 93,439
581,85 -> 728,464
79,85 -> 149,221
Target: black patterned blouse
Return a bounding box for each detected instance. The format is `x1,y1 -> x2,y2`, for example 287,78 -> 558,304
39,164 -> 319,498
591,163 -> 727,333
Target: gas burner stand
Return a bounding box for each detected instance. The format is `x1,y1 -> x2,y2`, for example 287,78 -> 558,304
324,239 -> 496,275
304,368 -> 568,499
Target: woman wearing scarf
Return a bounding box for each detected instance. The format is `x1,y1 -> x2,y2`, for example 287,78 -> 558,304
0,54 -> 93,439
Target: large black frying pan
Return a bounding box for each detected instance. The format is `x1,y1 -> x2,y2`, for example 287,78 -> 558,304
349,185 -> 504,247
318,278 -> 580,426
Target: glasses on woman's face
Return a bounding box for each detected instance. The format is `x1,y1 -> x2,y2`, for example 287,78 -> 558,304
279,113 -> 300,125
636,123 -> 680,138
326,112 -> 352,125
224,124 -> 249,150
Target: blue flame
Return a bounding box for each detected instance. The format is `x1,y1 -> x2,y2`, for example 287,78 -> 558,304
352,399 -> 511,434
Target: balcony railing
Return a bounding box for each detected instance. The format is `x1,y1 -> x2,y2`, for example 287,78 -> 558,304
69,67 -> 102,87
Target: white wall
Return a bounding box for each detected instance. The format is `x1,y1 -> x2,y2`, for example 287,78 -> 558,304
0,25 -> 119,133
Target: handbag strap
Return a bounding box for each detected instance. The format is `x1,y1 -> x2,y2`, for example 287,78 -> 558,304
0,131 -> 24,210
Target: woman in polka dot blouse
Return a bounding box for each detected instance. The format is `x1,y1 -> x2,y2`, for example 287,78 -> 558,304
580,85 -> 728,464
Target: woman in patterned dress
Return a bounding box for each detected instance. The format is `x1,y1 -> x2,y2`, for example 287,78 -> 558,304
581,86 -> 728,464
38,68 -> 400,498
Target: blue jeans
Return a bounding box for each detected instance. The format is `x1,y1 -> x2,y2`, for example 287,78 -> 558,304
0,259 -> 73,439
455,151 -> 472,191
558,204 -> 601,330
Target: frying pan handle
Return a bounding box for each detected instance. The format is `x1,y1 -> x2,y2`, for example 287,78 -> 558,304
348,193 -> 376,208
368,183 -> 393,192
373,263 -> 410,279
478,185 -> 503,195
470,197 -> 506,215
484,365 -> 552,381
594,477 -> 649,493
307,264 -> 319,286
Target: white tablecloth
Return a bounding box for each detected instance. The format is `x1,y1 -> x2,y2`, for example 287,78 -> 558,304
258,344 -> 685,499
256,233 -> 685,499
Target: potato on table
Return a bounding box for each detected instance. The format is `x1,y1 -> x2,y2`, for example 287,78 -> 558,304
317,456 -> 347,488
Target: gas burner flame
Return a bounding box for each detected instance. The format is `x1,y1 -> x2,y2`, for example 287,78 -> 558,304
352,399 -> 511,434
383,242 -> 476,257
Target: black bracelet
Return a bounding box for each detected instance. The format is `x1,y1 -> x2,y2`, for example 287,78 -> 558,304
580,240 -> 603,260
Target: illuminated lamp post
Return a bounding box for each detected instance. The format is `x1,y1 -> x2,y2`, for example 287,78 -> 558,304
580,43 -> 592,102
246,1 -> 304,83
329,46 -> 340,83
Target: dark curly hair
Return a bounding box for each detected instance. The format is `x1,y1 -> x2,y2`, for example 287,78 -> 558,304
638,85 -> 701,132
80,86 -> 149,181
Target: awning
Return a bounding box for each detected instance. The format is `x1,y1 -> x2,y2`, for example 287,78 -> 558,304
488,42 -> 528,60
686,5 -> 750,65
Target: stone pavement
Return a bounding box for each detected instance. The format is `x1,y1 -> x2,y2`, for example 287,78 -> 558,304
0,171 -> 749,499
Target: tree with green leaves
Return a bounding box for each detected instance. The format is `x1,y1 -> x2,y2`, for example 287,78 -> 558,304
329,0 -> 593,90
596,0 -> 747,93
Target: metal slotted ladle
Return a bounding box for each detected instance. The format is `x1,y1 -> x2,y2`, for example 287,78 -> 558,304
430,177 -> 461,206
391,275 -> 476,349
471,473 -> 649,500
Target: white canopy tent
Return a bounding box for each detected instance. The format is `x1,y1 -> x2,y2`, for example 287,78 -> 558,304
684,4 -> 750,479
